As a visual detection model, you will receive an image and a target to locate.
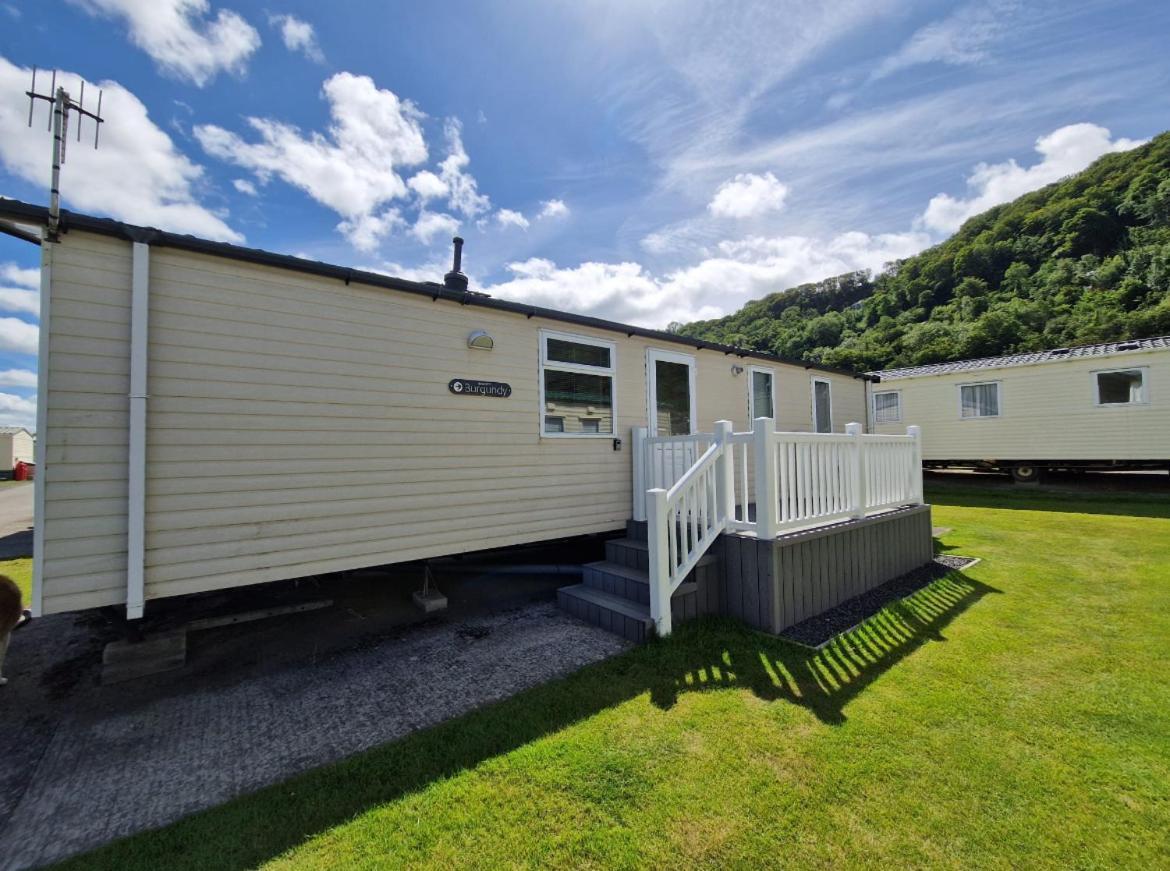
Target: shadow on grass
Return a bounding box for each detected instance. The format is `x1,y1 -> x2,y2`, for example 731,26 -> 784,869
58,570 -> 999,871
924,474 -> 1170,520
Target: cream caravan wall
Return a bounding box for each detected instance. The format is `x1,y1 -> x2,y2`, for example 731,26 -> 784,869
11,430 -> 34,465
38,231 -> 869,613
873,350 -> 1170,460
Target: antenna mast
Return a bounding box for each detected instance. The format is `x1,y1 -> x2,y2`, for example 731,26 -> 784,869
25,67 -> 105,241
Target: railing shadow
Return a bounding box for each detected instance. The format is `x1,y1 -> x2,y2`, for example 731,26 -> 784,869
643,569 -> 998,725
60,570 -> 998,871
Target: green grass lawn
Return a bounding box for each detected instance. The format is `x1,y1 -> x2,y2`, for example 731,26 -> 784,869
1,557 -> 31,604
58,484 -> 1170,870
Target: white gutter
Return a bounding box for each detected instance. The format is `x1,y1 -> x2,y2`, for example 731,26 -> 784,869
126,242 -> 150,619
30,231 -> 53,617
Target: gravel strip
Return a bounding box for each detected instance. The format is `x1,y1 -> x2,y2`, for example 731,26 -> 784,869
0,603 -> 629,871
780,555 -> 979,649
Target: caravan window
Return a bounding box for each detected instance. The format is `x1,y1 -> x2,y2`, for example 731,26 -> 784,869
1095,368 -> 1147,406
749,367 -> 775,420
812,378 -> 833,433
539,331 -> 616,437
959,382 -> 1000,418
873,390 -> 901,424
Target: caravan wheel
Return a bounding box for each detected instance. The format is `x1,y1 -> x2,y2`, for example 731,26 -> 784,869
1010,464 -> 1040,483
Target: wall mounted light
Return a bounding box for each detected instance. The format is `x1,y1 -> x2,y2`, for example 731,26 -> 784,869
467,329 -> 494,350
731,364 -> 745,376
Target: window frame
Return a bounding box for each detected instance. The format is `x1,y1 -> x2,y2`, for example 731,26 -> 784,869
538,329 -> 618,439
1092,366 -> 1150,408
646,347 -> 697,437
872,389 -> 902,425
810,376 -> 833,433
957,380 -> 1002,420
747,365 -> 776,422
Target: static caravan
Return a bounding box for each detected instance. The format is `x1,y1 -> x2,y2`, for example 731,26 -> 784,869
0,426 -> 35,475
3,199 -> 934,640
871,337 -> 1170,481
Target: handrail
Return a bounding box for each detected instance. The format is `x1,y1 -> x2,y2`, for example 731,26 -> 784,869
645,422 -> 732,636
642,418 -> 924,636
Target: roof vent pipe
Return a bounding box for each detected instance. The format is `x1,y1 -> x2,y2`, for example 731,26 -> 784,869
444,236 -> 469,291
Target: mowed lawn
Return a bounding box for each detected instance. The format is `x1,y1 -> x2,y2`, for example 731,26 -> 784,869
58,483 -> 1170,870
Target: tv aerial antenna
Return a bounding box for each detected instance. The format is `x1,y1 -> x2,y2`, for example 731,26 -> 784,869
24,67 -> 105,241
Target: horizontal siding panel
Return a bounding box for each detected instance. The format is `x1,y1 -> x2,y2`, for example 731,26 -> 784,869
45,588 -> 126,613
146,510 -> 629,587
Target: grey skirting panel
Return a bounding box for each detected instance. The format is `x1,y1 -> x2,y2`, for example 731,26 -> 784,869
720,504 -> 934,634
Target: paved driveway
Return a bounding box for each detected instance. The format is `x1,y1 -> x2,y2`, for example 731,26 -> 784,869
0,484 -> 32,559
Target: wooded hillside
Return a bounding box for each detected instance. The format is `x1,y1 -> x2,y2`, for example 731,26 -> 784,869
674,132 -> 1170,371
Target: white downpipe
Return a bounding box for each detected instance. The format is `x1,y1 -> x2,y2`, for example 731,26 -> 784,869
30,232 -> 53,618
126,242 -> 150,620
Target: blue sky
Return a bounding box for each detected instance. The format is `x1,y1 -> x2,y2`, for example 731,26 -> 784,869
1,0 -> 1169,428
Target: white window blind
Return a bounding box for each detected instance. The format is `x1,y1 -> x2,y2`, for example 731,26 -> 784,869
873,391 -> 901,423
960,382 -> 999,418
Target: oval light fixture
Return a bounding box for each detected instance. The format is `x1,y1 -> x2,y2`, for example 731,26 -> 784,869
467,329 -> 494,350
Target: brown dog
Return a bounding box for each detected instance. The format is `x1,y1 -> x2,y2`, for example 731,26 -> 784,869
0,576 -> 31,686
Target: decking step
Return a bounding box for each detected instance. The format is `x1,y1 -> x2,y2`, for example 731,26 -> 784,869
582,560 -> 697,606
556,584 -> 652,643
604,537 -> 721,572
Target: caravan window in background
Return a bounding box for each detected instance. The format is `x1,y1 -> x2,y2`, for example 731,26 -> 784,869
959,382 -> 1000,418
539,331 -> 616,437
1094,368 -> 1148,406
873,390 -> 901,424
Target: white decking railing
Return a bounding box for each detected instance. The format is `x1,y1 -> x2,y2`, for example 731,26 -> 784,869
632,419 -> 923,636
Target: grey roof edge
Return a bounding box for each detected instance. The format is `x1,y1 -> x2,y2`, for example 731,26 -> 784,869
0,198 -> 875,382
872,335 -> 1170,381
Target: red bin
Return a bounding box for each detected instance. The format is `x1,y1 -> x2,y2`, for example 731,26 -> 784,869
13,461 -> 34,481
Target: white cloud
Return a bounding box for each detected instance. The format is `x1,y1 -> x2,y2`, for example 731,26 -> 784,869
495,209 -> 529,230
407,170 -> 447,202
0,391 -> 37,429
269,12 -> 324,63
708,171 -> 789,219
484,229 -> 928,327
196,72 -> 428,251
411,211 -> 460,245
340,209 -> 404,253
1,263 -> 39,289
70,0 -> 260,87
437,119 -> 490,217
0,369 -> 37,388
538,199 -> 569,220
232,178 -> 257,195
920,123 -> 1145,234
0,317 -> 38,355
0,57 -> 242,242
872,0 -> 1014,81
0,288 -> 39,316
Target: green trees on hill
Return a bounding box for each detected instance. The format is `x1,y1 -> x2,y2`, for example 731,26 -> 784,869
675,132 -> 1170,371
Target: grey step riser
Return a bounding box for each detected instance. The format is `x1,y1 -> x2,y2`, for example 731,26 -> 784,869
604,539 -> 649,572
556,589 -> 647,643
583,567 -> 651,605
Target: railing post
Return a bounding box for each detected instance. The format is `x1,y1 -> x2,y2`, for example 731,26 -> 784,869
631,426 -> 648,522
646,487 -> 672,637
907,425 -> 924,504
846,422 -> 865,519
752,417 -> 778,540
713,420 -> 733,530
